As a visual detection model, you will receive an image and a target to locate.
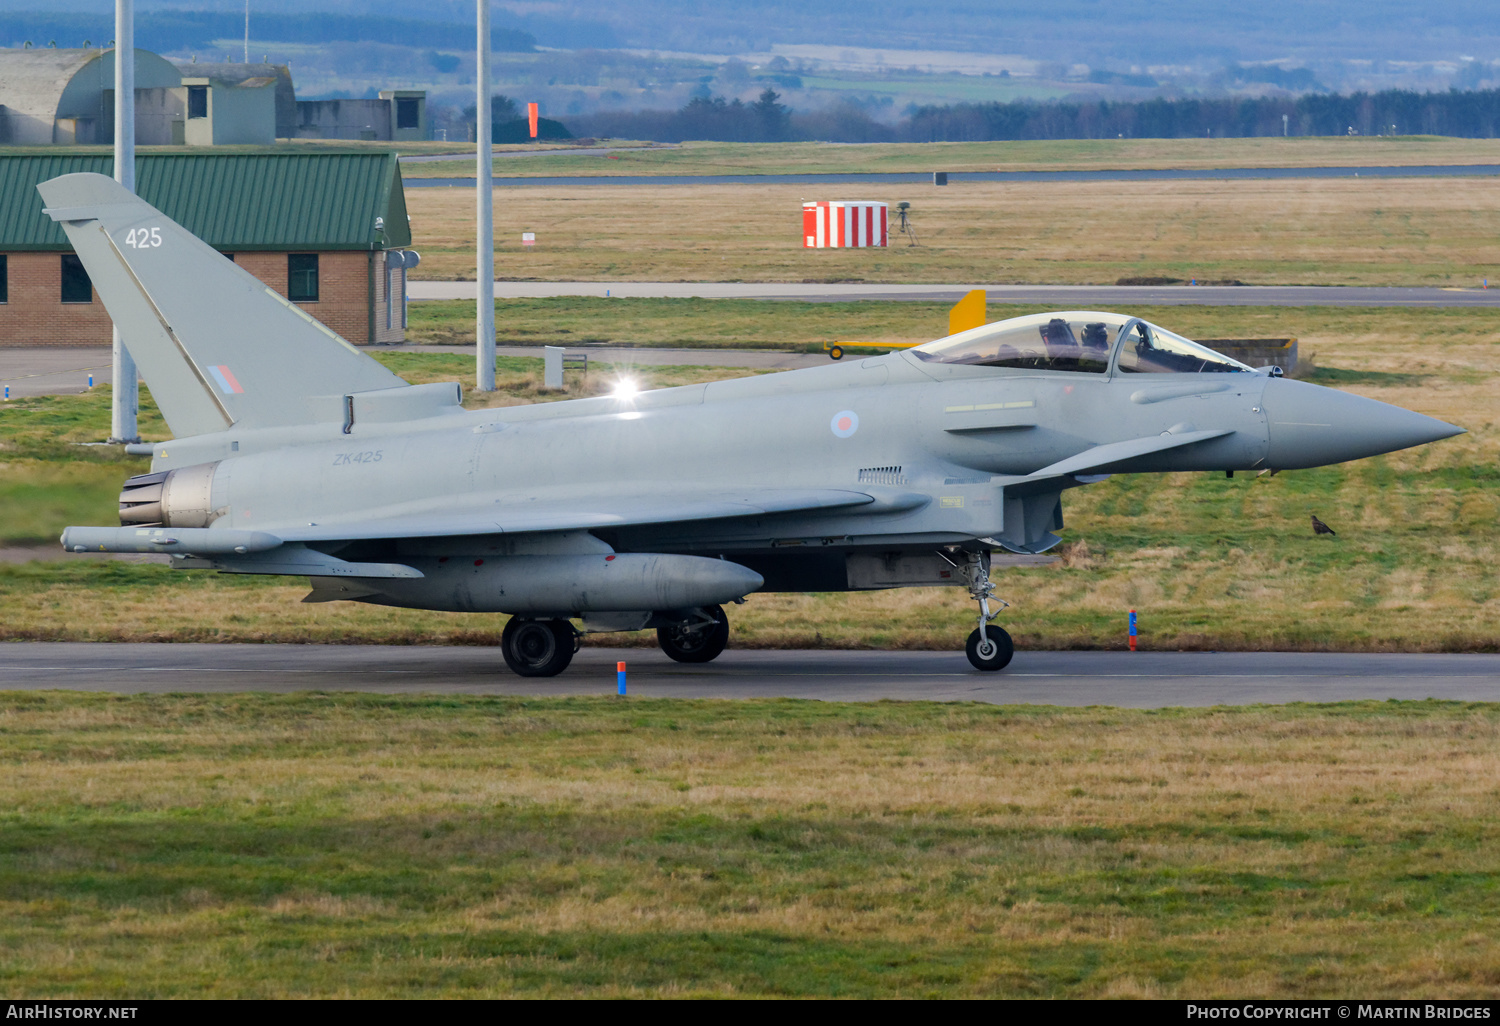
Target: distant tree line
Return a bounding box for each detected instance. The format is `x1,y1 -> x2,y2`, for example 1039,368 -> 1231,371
565,89 -> 795,143
0,12 -> 534,54
565,88 -> 1500,143
903,90 -> 1500,140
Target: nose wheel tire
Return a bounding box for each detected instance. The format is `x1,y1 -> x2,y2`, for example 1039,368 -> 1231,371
966,625 -> 1014,672
658,604 -> 730,663
501,618 -> 576,677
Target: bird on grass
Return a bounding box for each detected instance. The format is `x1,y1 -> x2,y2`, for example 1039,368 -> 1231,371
1311,514 -> 1337,536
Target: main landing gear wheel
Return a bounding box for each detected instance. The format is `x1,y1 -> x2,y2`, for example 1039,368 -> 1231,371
966,625 -> 1014,671
501,618 -> 576,677
658,604 -> 729,663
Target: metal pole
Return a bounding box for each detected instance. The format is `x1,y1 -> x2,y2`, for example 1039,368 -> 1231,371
243,0 -> 249,63
110,0 -> 139,443
475,0 -> 495,391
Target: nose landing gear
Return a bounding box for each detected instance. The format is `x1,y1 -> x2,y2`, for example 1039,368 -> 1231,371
960,550 -> 1013,671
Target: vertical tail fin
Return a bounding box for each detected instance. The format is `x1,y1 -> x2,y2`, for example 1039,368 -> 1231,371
37,172 -> 406,437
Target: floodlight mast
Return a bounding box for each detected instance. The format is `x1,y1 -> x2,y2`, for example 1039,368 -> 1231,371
109,0 -> 139,443
475,1 -> 495,392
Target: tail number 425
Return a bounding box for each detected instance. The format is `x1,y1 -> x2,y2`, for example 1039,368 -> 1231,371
123,227 -> 163,248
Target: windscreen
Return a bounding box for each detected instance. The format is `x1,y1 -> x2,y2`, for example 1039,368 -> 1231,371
1117,321 -> 1253,374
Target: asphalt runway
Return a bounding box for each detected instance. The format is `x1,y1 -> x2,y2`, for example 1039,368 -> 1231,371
412,280 -> 1500,307
3,644 -> 1498,707
404,163 -> 1500,189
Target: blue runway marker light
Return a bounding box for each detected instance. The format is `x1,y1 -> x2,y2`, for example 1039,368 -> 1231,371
88,374 -> 93,388
1129,609 -> 1138,652
3,386 -> 8,400
617,660 -> 627,695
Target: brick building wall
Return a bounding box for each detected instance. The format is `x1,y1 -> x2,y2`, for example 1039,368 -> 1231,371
0,248 -> 398,347
0,252 -> 113,346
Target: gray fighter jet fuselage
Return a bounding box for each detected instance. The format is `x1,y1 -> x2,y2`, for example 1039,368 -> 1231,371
43,172 -> 1464,675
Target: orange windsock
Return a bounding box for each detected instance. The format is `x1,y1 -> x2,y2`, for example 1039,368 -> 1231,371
528,102 -> 539,139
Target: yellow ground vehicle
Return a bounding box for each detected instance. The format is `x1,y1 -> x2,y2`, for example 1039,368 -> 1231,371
823,341 -> 921,360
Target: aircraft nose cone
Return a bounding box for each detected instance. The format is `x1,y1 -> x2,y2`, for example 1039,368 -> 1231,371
1262,378 -> 1464,469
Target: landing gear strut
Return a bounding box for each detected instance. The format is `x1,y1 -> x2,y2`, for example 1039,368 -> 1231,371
657,604 -> 729,663
960,550 -> 1013,671
501,617 -> 577,677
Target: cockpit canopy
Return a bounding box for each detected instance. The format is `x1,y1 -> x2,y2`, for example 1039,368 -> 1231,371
910,311 -> 1255,375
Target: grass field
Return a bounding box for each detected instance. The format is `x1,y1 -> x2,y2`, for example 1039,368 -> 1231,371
399,136 -> 1500,179
404,175 -> 1500,286
1,693 -> 1497,997
0,302 -> 1491,651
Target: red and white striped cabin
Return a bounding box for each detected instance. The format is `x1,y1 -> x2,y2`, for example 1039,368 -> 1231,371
802,201 -> 888,248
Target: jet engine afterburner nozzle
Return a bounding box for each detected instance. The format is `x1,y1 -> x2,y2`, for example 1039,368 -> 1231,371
118,462 -> 220,528
1261,378 -> 1464,470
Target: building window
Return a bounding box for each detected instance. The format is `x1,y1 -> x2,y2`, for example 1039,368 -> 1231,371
396,98 -> 420,130
288,253 -> 319,302
60,254 -> 92,303
0,255 -> 7,304
187,86 -> 208,119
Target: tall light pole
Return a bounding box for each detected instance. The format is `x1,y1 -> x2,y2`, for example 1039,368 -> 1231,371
475,1 -> 495,391
110,0 -> 139,443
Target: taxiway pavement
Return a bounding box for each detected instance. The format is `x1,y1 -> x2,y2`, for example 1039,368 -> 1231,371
3,644 -> 1498,708
413,281 -> 1500,307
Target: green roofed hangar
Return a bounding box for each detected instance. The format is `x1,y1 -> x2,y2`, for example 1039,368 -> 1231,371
0,150 -> 418,347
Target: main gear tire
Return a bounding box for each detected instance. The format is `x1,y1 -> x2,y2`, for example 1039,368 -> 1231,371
965,625 -> 1014,672
658,604 -> 730,663
501,618 -> 576,677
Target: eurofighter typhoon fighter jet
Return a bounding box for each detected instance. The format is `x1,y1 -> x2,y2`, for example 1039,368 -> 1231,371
45,173 -> 1463,675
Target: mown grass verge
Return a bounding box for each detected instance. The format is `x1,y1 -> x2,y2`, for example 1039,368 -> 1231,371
398,136 -> 1500,179
0,693 -> 1497,997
